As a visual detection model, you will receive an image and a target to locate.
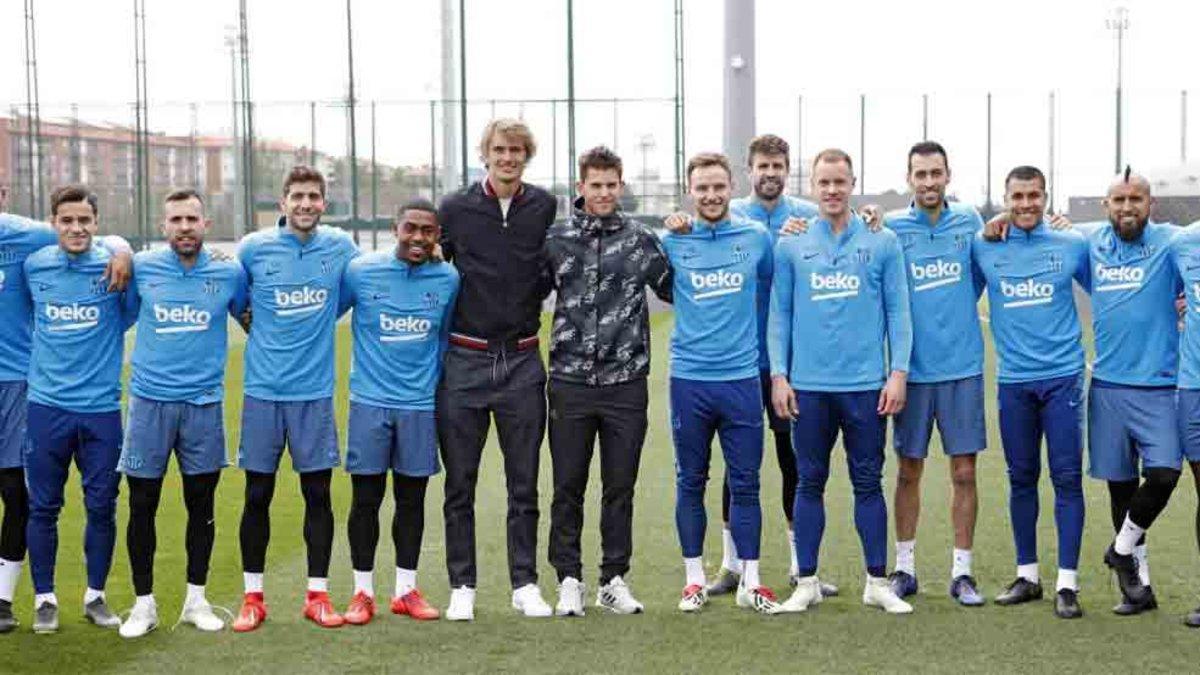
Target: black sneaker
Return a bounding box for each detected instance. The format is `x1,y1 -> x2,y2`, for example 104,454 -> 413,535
995,577 -> 1043,606
887,570 -> 918,598
0,599 -> 16,633
706,568 -> 740,596
1185,605 -> 1200,628
1113,585 -> 1158,616
1055,589 -> 1083,619
32,601 -> 57,634
1104,544 -> 1150,606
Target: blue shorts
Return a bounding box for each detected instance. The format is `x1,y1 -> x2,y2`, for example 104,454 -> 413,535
345,402 -> 439,476
237,395 -> 339,474
119,394 -> 228,478
893,375 -> 987,458
0,381 -> 28,469
1088,380 -> 1182,480
1173,389 -> 1200,465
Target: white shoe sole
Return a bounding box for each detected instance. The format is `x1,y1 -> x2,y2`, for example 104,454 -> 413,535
120,623 -> 158,639
446,611 -> 474,622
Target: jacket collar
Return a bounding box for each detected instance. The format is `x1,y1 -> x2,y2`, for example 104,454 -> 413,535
571,196 -> 625,235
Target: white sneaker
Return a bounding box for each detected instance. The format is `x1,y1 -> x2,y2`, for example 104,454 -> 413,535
446,586 -> 476,622
511,583 -> 553,618
119,599 -> 158,639
780,575 -> 820,613
863,575 -> 914,614
180,596 -> 224,632
678,583 -> 708,612
555,577 -> 585,617
597,576 -> 644,615
736,583 -> 782,614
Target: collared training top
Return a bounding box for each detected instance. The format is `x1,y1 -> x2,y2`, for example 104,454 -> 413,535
731,194 -> 819,372
1079,221 -> 1180,387
768,213 -> 912,392
972,222 -> 1090,383
24,244 -> 136,413
238,218 -> 359,401
129,247 -> 250,404
662,216 -> 772,382
885,201 -> 985,384
340,252 -> 459,410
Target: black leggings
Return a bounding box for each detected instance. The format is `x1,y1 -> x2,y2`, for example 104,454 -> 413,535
240,469 -> 334,578
347,473 -> 429,572
126,472 -> 220,595
0,467 -> 28,562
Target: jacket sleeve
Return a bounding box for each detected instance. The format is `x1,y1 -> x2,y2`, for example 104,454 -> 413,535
882,235 -> 913,373
767,241 -> 793,377
643,228 -> 674,303
436,198 -> 456,263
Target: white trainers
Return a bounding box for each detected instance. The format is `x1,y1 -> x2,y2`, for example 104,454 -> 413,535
119,599 -> 159,639
446,586 -> 476,622
555,577 -> 585,617
511,583 -> 553,618
736,584 -> 782,614
179,596 -> 224,632
863,575 -> 914,614
780,575 -> 820,613
597,576 -> 644,615
678,584 -> 708,612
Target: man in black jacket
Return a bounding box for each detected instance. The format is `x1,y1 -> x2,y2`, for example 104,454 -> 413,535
543,146 -> 672,617
436,119 -> 558,621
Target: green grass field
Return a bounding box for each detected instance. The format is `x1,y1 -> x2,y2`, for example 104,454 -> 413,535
5,311 -> 1200,674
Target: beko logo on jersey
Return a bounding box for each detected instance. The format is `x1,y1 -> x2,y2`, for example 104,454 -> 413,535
1000,279 -> 1053,308
1094,263 -> 1144,292
274,286 -> 328,316
810,272 -> 860,301
910,259 -> 962,292
45,303 -> 99,331
379,313 -> 431,342
153,304 -> 211,334
690,270 -> 744,300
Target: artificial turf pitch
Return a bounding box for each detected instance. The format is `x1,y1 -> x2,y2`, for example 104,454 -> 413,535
4,312 -> 1199,674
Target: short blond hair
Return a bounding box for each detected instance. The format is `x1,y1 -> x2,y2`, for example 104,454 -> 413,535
478,118 -> 537,161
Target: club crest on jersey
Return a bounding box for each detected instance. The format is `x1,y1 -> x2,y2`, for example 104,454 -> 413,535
0,246 -> 14,263
423,291 -> 440,309
1044,252 -> 1063,273
731,243 -> 749,263
855,248 -> 872,264
320,258 -> 333,276
954,233 -> 971,251
90,276 -> 108,295
203,280 -> 221,295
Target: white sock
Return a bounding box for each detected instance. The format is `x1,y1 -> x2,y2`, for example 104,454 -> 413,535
787,528 -> 799,576
1114,515 -> 1145,556
951,548 -> 973,580
721,528 -> 742,573
185,584 -> 206,605
134,594 -> 156,611
0,558 -> 21,602
1017,563 -> 1040,584
1056,568 -> 1078,592
684,557 -> 706,587
742,560 -> 761,589
1134,544 -> 1150,586
35,592 -> 58,607
84,587 -> 105,604
307,577 -> 328,593
353,570 -> 374,597
395,567 -> 417,598
243,572 -> 264,594
895,539 -> 916,576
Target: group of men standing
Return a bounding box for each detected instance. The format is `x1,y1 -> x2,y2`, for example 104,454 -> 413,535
1,116 -> 1199,636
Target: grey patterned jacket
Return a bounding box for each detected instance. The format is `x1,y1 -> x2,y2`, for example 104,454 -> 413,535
544,200 -> 673,386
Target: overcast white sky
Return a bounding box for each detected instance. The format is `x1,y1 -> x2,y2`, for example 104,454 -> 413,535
2,0 -> 1198,205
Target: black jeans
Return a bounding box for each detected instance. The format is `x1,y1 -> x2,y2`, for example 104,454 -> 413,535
437,344 -> 546,589
547,378 -> 648,584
